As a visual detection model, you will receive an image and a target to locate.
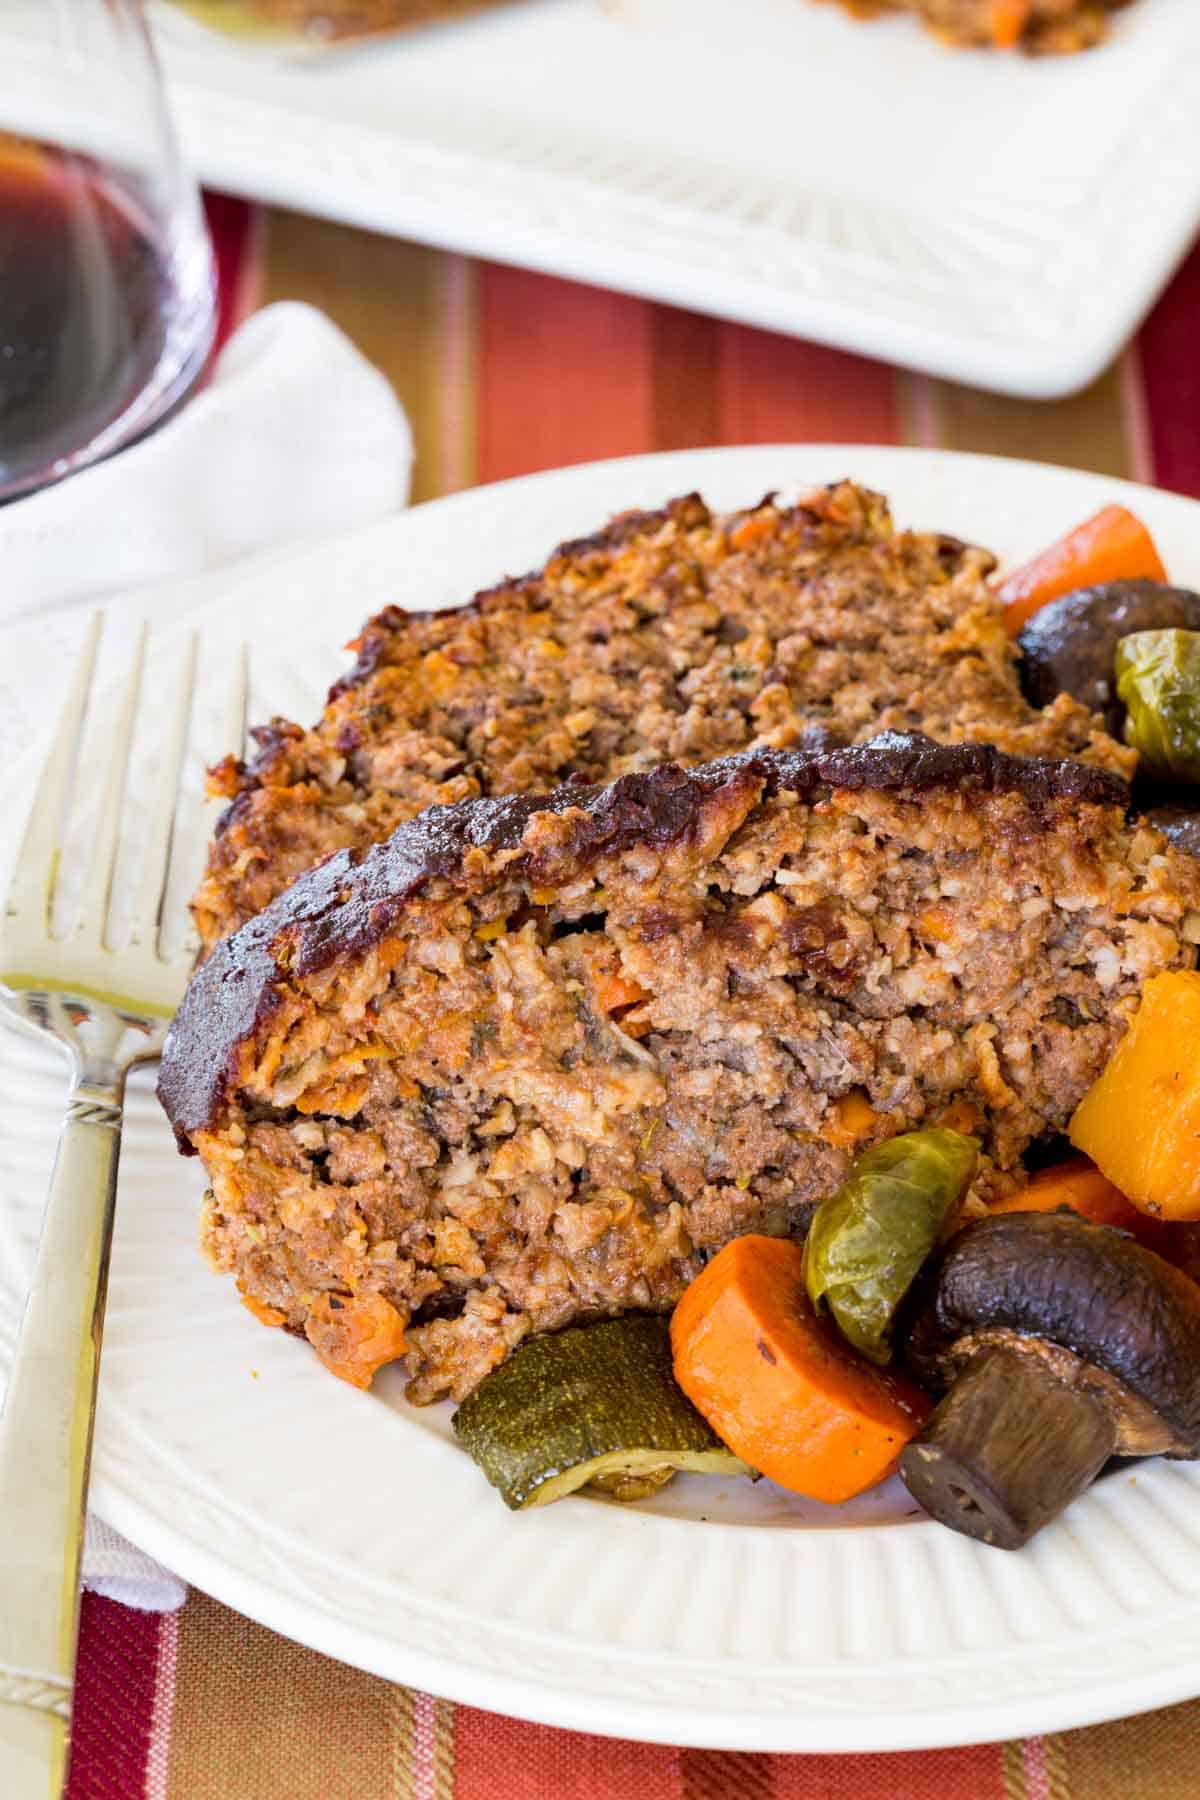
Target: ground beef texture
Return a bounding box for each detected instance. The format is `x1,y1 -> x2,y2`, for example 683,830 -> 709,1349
160,734 -> 1199,1403
193,483 -> 1130,952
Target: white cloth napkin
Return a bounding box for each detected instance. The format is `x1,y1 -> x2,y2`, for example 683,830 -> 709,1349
82,1518 -> 188,1614
0,301 -> 414,1609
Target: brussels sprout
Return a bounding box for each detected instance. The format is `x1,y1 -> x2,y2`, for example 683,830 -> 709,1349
1019,582 -> 1200,735
804,1129 -> 979,1365
1116,630 -> 1200,786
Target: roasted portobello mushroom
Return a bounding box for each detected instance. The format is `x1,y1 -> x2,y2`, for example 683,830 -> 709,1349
900,1212 -> 1200,1549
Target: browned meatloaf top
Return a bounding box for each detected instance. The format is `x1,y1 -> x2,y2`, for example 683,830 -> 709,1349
193,482 -> 1131,953
160,735 -> 1198,1404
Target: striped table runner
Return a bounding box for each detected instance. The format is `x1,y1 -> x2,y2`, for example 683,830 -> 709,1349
65,193 -> 1200,1799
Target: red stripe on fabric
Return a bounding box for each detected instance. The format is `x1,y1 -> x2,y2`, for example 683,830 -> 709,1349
679,1746 -> 774,1798
772,1742 -> 1006,1798
1138,239 -> 1200,499
718,327 -> 900,445
66,1595 -> 162,1800
477,266 -> 654,482
202,191 -> 258,354
454,1706 -> 678,1800
651,305 -> 722,450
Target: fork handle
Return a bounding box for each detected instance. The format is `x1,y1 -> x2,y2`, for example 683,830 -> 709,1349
0,1074 -> 124,1800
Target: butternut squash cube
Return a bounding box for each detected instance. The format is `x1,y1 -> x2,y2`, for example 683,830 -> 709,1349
1069,972 -> 1200,1219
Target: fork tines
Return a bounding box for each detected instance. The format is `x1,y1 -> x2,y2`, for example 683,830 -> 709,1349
0,615 -> 244,1018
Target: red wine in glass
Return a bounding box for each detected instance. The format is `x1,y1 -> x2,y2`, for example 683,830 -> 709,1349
0,4 -> 214,501
0,133 -> 213,501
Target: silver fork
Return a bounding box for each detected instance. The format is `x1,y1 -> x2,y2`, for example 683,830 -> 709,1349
0,616 -> 236,1798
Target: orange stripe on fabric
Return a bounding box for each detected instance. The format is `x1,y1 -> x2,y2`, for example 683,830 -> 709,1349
453,1705 -> 678,1800
772,1742 -> 1008,1798
903,358 -> 1134,479
477,266 -> 654,482
718,327 -> 901,445
478,270 -> 903,485
390,1686 -> 418,1800
165,1591 -> 395,1800
1054,1697 -> 1200,1798
1043,1734 -> 1071,1800
257,210 -> 467,504
432,1696 -> 456,1800
1119,342 -> 1155,487
439,255 -> 479,497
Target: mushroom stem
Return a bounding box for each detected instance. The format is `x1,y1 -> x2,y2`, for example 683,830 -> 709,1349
899,1343 -> 1117,1550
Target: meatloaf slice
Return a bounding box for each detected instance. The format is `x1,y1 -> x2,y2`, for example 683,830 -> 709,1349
193,482 -> 1130,953
160,733 -> 1200,1404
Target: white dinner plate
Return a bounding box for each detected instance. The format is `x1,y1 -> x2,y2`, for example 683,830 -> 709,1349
4,446 -> 1200,1751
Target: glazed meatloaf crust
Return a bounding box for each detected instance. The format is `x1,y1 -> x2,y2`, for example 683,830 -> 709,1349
160,733 -> 1200,1404
194,483 -> 1130,953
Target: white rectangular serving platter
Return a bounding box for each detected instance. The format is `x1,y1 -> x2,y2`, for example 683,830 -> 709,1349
135,0 -> 1200,398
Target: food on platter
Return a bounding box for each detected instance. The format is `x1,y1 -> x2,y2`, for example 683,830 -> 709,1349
610,0 -> 1135,55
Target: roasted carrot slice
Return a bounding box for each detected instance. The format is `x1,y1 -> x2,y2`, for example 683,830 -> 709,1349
990,1156 -> 1170,1254
989,0 -> 1031,47
996,505 -> 1168,636
988,1157 -> 1144,1231
670,1235 -> 930,1504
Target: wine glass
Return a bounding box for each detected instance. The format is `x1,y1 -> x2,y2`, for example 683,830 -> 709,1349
0,0 -> 215,502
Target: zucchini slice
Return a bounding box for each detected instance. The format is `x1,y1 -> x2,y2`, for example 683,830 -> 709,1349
451,1314 -> 749,1510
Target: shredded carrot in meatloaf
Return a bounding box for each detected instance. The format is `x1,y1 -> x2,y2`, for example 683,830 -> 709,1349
192,482 -> 1131,956
161,736 -> 1200,1405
